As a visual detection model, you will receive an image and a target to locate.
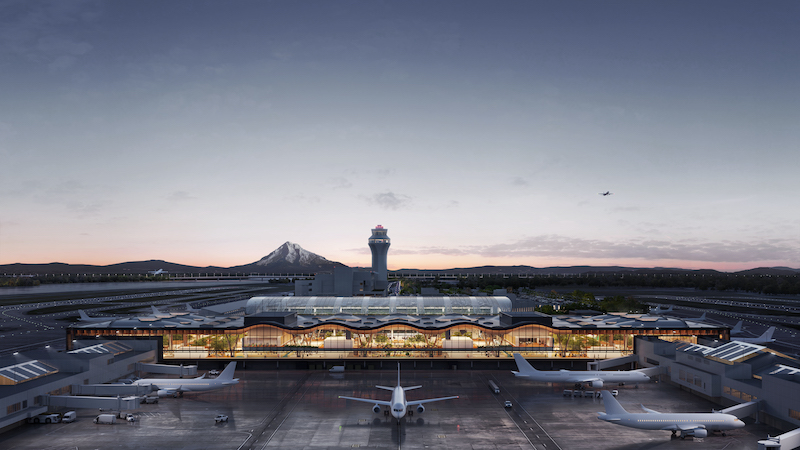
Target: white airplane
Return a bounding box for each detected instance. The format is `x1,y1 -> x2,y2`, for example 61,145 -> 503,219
132,361 -> 239,397
148,269 -> 167,275
597,390 -> 744,439
730,320 -> 745,336
512,353 -> 650,388
733,327 -> 776,344
339,363 -> 458,422
78,310 -> 121,323
684,312 -> 707,322
650,305 -> 674,315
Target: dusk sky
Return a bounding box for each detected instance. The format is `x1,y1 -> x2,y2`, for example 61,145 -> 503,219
2,1 -> 799,271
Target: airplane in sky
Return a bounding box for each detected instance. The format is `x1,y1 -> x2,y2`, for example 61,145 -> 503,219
78,310 -> 121,323
599,191 -> 613,196
733,326 -> 776,344
597,390 -> 745,439
339,363 -> 458,422
512,353 -> 650,388
132,361 -> 239,397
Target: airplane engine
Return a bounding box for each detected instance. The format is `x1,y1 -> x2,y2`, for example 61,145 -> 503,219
689,429 -> 707,438
416,405 -> 425,414
591,380 -> 604,388
156,390 -> 174,398
373,404 -> 381,414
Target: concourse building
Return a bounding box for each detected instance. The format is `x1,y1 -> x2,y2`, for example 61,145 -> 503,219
67,295 -> 728,367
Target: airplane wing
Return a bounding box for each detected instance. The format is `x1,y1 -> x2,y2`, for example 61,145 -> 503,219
406,396 -> 459,406
375,385 -> 394,391
339,396 -> 392,406
403,385 -> 423,391
658,423 -> 705,431
641,404 -> 661,414
569,376 -> 604,384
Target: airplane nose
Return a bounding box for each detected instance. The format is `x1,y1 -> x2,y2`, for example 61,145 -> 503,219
736,419 -> 745,428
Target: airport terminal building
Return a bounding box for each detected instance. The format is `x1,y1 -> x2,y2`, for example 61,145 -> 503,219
67,295 -> 728,363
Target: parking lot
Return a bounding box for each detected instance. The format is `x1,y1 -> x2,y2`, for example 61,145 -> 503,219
0,368 -> 784,449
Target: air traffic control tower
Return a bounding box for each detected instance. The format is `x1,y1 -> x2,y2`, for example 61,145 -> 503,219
368,225 -> 390,290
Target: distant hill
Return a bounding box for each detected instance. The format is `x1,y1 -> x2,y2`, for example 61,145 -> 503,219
1,248 -> 797,277
0,242 -> 345,276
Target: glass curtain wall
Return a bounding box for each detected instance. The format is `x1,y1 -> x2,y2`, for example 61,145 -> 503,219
70,324 -> 717,360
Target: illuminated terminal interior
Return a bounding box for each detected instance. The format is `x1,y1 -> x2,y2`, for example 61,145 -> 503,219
67,296 -> 728,361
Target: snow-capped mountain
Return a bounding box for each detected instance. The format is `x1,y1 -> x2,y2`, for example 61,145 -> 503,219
249,242 -> 344,273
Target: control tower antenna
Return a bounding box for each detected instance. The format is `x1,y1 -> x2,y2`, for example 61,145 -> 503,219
368,225 -> 390,288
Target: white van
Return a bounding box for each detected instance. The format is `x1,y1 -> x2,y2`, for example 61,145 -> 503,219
61,411 -> 77,423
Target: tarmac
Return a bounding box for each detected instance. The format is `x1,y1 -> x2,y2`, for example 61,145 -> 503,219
0,367 -> 784,449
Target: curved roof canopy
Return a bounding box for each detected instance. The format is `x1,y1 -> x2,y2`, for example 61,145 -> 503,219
246,296 -> 512,316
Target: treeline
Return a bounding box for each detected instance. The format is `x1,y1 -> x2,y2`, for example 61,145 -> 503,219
448,272 -> 800,295
1,274 -> 170,287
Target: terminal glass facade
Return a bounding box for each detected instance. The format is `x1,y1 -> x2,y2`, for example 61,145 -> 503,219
69,322 -> 720,361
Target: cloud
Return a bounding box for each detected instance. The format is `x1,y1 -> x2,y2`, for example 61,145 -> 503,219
1,1 -> 100,68
166,191 -> 196,202
328,177 -> 352,190
366,191 -> 411,210
399,235 -> 800,265
510,177 -> 528,187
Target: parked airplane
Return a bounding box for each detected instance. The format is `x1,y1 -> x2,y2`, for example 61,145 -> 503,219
512,353 -> 650,388
684,312 -> 707,322
730,321 -> 745,336
597,390 -> 744,439
78,310 -> 120,323
650,305 -> 674,315
132,361 -> 239,397
339,363 -> 458,422
733,327 -> 776,344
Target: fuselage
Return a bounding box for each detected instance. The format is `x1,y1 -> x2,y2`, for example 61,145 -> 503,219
133,377 -> 236,392
390,386 -> 407,420
515,370 -> 650,384
599,412 -> 745,431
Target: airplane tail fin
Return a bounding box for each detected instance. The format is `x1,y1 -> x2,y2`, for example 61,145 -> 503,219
218,362 -> 237,380
79,310 -> 90,320
151,306 -> 161,315
761,327 -> 776,341
601,390 -> 628,415
731,321 -> 743,334
513,353 -> 538,374
697,312 -> 706,321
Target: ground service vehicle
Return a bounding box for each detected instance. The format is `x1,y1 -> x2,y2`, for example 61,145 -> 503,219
27,413 -> 60,424
504,401 -> 513,408
488,380 -> 500,394
126,414 -> 136,422
215,414 -> 228,423
60,411 -> 77,423
141,396 -> 158,404
93,414 -> 117,425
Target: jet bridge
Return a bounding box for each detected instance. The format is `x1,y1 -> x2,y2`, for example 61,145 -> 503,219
587,355 -> 638,370
758,428 -> 800,449
72,384 -> 153,396
136,362 -> 197,377
46,395 -> 141,411
718,400 -> 760,420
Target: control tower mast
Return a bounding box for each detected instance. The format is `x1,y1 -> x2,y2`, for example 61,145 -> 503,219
368,225 -> 390,290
